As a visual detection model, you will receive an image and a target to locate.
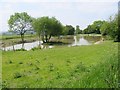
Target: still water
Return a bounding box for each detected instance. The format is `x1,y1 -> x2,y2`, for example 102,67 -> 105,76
71,36 -> 91,46
2,35 -> 101,51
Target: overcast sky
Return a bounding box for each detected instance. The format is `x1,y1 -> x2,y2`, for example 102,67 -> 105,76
0,0 -> 119,33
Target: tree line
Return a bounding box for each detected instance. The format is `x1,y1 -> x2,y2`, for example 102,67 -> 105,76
83,14 -> 119,42
8,12 -> 119,46
8,12 -> 82,44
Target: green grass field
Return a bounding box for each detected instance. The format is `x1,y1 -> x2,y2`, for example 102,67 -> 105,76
2,41 -> 118,88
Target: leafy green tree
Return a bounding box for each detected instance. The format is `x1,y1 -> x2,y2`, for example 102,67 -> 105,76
82,28 -> 88,34
8,12 -> 33,47
32,18 -> 42,45
75,25 -> 82,34
63,25 -> 75,35
108,14 -> 119,41
83,25 -> 93,34
78,30 -> 83,34
83,20 -> 105,34
49,17 -> 63,38
100,21 -> 110,36
100,14 -> 119,41
118,10 -> 120,41
91,20 -> 105,34
76,25 -> 80,34
32,16 -> 63,43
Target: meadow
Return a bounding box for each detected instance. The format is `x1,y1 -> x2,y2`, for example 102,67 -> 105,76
2,40 -> 118,88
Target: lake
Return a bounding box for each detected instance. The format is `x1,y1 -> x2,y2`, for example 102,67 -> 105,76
1,35 -> 102,51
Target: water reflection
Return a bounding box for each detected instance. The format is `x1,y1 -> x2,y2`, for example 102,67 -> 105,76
71,36 -> 91,46
2,41 -> 40,51
2,41 -> 54,51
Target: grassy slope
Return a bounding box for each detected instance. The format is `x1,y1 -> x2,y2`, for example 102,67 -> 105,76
2,41 -> 118,88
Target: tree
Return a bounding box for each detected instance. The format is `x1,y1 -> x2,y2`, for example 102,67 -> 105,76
91,20 -> 105,34
49,17 -> 63,38
108,14 -> 119,41
100,14 -> 119,42
100,21 -> 109,36
75,25 -> 80,34
83,20 -> 105,34
8,12 -> 33,48
32,18 -> 42,45
83,28 -> 88,34
78,30 -> 83,34
83,25 -> 93,34
32,16 -> 63,43
63,25 -> 75,35
75,25 -> 82,34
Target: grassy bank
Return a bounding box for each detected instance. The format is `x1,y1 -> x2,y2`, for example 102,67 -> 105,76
2,41 -> 118,88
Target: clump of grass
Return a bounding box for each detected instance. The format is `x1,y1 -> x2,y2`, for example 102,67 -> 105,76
19,82 -> 30,88
66,60 -> 71,63
19,62 -> 23,64
35,60 -> 40,63
8,60 -> 13,64
66,60 -> 72,66
27,62 -> 33,66
35,72 -> 39,74
48,63 -> 55,71
34,65 -> 40,70
15,48 -> 27,51
31,47 -> 41,51
13,72 -> 24,79
56,71 -> 62,79
43,57 -> 47,60
2,80 -> 8,88
74,62 -> 87,73
104,60 -> 118,88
